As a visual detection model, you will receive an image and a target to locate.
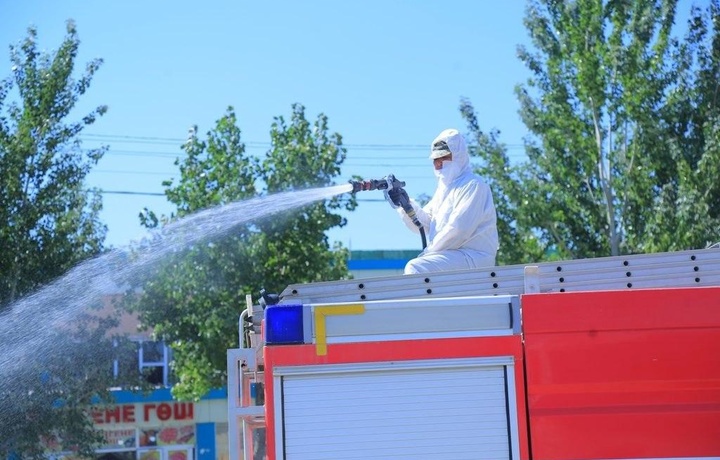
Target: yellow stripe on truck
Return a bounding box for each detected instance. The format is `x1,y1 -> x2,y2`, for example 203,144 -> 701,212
313,304 -> 365,356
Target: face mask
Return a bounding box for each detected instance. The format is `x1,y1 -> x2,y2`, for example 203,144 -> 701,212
434,160 -> 463,185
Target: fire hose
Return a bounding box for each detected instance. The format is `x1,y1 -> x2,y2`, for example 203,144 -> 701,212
349,174 -> 427,249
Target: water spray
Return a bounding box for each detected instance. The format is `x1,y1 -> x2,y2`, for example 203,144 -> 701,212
348,174 -> 427,249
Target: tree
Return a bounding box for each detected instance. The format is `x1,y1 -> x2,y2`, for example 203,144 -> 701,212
460,101 -> 547,264
0,20 -> 107,308
642,0 -> 720,252
129,104 -> 355,400
462,0 -> 720,263
0,21 -> 134,458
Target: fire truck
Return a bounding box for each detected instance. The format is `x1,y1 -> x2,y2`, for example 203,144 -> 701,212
227,247 -> 720,459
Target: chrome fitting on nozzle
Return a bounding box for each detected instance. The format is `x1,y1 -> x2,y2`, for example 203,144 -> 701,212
349,174 -> 405,193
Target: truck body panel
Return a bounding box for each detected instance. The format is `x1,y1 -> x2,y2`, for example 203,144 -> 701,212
263,295 -> 529,459
228,248 -> 720,459
265,338 -> 528,459
523,287 -> 720,459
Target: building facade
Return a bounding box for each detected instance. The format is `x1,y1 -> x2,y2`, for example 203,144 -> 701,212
347,249 -> 416,278
89,388 -> 227,460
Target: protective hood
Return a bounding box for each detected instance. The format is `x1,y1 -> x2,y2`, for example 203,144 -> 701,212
429,128 -> 468,160
431,128 -> 470,185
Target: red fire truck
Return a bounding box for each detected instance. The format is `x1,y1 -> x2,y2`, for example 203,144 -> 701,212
228,247 -> 720,459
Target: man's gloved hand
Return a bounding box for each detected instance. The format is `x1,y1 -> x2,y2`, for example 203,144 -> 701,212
383,189 -> 398,209
386,187 -> 409,209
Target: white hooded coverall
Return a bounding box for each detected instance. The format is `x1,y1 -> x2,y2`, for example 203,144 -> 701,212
398,129 -> 499,275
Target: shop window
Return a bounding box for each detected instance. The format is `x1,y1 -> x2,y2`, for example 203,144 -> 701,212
113,340 -> 173,387
112,339 -> 139,383
139,341 -> 171,386
95,453 -> 135,460
215,423 -> 229,460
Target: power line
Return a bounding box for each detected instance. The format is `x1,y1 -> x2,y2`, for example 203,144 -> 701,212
97,189 -> 387,203
83,134 -> 185,142
80,133 -> 527,150
94,169 -> 177,176
81,133 -> 433,150
99,148 -> 528,162
100,190 -> 166,196
93,165 -> 516,178
91,164 -> 439,177
80,133 -> 530,180
82,132 -> 526,196
100,149 -> 180,158
90,154 -> 520,176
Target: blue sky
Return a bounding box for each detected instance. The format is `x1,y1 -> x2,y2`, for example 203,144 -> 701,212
1,1 -> 692,252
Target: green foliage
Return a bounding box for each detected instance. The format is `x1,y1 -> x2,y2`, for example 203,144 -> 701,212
460,99 -> 545,265
0,21 -> 122,457
252,104 -> 355,289
0,20 -> 108,308
641,0 -> 720,251
462,0 -> 720,263
130,104 -> 355,400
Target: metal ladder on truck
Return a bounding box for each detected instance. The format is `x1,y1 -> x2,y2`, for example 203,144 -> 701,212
278,246 -> 720,304
227,246 -> 720,459
228,293 -> 267,460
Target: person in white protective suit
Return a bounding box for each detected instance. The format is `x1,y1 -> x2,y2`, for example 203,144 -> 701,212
387,128 -> 499,274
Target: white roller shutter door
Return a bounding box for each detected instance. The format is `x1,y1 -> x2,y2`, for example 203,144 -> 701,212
276,359 -> 515,460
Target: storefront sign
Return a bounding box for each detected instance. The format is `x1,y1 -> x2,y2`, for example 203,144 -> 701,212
140,425 -> 195,446
101,428 -> 136,448
91,402 -> 194,424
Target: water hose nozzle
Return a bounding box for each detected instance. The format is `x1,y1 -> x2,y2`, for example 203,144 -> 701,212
349,174 -> 427,249
349,174 -> 405,193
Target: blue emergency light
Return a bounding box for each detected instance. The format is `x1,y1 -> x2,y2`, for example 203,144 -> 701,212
265,304 -> 305,344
